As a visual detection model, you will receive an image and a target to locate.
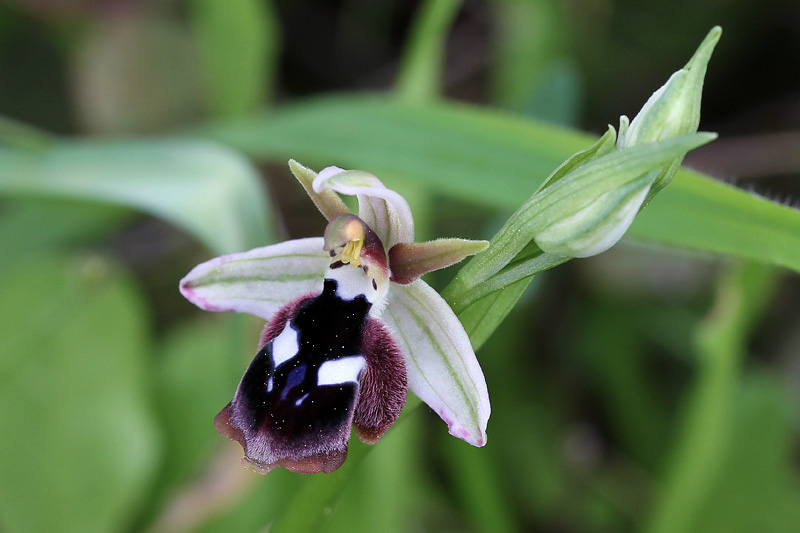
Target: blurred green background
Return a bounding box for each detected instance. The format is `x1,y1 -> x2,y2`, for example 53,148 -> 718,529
1,1 -> 799,532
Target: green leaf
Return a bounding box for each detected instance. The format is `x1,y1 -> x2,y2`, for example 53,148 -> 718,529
0,198 -> 132,259
0,139 -> 272,254
148,318 -> 240,510
490,0 -> 580,125
645,263 -> 780,533
199,95 -> 800,273
686,374 -> 800,532
191,0 -> 278,117
0,255 -> 160,533
395,0 -> 462,102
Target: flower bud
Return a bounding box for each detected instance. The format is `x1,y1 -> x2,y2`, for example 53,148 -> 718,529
531,133 -> 716,257
618,26 -> 721,197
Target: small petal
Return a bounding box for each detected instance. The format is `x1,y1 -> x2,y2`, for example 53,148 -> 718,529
313,168 -> 414,248
353,318 -> 408,444
388,238 -> 489,284
383,280 -> 490,447
288,160 -> 350,221
179,237 -> 329,320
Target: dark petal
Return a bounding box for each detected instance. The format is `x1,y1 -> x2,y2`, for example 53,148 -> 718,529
353,319 -> 408,444
257,293 -> 317,349
217,290 -> 372,474
215,403 -> 347,474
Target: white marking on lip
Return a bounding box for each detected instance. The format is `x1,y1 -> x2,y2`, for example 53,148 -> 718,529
271,324 -> 299,368
317,356 -> 366,386
325,265 -> 376,303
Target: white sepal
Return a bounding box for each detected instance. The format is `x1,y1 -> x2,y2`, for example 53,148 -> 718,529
179,237 -> 328,320
383,280 -> 490,447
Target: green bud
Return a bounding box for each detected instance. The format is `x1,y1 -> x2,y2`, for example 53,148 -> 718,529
618,26 -> 721,197
531,133 -> 716,257
450,28 -> 722,297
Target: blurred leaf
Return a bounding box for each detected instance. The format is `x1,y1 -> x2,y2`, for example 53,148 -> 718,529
439,433 -> 517,532
395,0 -> 462,102
199,95 -> 800,274
72,16 -> 202,134
191,0 -> 278,117
475,296 -> 568,527
576,301 -> 673,467
318,409 -> 429,532
0,115 -> 53,149
490,0 -> 581,125
687,374 -> 800,532
269,442 -> 369,533
0,255 -> 160,533
646,263 -> 780,533
0,198 -> 132,259
196,468 -> 301,533
147,318 -> 240,509
0,139 -> 272,253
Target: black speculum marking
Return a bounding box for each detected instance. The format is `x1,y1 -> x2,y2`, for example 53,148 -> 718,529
235,278 -> 371,446
372,279 -> 377,290
329,260 -> 345,269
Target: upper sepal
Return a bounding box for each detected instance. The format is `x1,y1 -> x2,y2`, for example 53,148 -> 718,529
312,167 -> 415,248
288,160 -> 350,221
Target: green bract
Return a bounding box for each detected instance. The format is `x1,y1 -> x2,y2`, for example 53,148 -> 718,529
531,132 -> 716,258
442,27 -> 720,346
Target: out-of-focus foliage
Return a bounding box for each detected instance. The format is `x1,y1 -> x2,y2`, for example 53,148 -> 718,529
1,1 -> 799,532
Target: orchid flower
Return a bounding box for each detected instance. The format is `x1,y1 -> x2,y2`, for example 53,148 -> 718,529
179,161 -> 490,474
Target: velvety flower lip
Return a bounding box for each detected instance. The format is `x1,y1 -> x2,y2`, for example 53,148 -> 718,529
180,161 -> 490,473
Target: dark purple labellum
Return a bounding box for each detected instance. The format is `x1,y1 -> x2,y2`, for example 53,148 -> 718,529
215,277 -> 407,474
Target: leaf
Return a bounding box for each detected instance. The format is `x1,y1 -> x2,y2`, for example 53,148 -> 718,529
685,374 -> 800,532
451,274 -> 532,350
191,0 -> 278,117
148,318 -> 241,509
395,0 -> 462,102
645,263 -> 780,533
199,95 -> 800,273
0,139 -> 272,254
0,256 -> 160,533
490,0 -> 580,125
0,198 -> 132,259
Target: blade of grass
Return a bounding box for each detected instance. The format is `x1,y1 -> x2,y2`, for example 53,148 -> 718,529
191,0 -> 278,117
645,263 -> 779,533
395,0 -> 463,102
